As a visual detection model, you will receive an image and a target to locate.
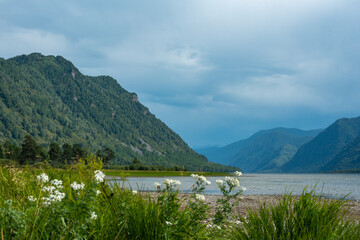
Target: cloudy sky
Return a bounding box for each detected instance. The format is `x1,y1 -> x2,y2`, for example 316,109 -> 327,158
1,0 -> 360,147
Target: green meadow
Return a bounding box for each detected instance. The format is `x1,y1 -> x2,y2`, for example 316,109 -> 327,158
1,157 -> 359,239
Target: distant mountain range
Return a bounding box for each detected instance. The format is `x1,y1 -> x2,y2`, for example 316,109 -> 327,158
0,53 -> 238,172
195,128 -> 322,172
196,117 -> 360,173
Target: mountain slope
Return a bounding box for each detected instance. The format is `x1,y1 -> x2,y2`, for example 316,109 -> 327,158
0,53 -> 237,171
282,117 -> 360,173
201,128 -> 322,172
321,135 -> 360,172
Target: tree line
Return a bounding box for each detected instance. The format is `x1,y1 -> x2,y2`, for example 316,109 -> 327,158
0,135 -> 115,167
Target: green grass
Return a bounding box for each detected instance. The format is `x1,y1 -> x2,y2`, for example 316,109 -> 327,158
1,161 -> 359,239
231,188 -> 360,240
103,169 -> 231,177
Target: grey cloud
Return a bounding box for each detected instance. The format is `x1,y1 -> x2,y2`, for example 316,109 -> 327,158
1,0 -> 360,146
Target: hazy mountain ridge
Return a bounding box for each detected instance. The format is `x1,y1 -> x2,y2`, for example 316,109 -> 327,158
0,53 -> 238,172
198,117 -> 360,173
198,128 -> 322,173
282,117 -> 360,173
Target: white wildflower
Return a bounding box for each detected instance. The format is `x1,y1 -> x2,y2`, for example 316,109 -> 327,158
241,186 -> 246,191
198,176 -> 207,182
132,190 -> 138,194
42,199 -> 51,207
50,179 -> 63,188
216,179 -> 224,185
153,182 -> 161,189
36,173 -> 49,183
195,194 -> 205,201
234,171 -> 242,176
165,221 -> 173,226
96,190 -> 101,196
70,181 -> 85,190
48,190 -> 65,202
206,223 -> 213,228
217,225 -> 221,230
42,186 -> 56,193
192,174 -> 211,185
90,211 -> 98,220
163,179 -> 181,189
28,196 -> 37,202
94,170 -> 105,183
225,176 -> 239,187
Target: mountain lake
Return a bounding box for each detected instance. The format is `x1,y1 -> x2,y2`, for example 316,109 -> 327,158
109,173 -> 360,200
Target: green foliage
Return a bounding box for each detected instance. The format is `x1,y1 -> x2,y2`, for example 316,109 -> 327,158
3,141 -> 21,161
214,174 -> 244,224
0,53 -> 237,172
48,142 -> 61,163
231,188 -> 360,240
20,135 -> 39,164
0,144 -> 3,158
0,165 -> 359,239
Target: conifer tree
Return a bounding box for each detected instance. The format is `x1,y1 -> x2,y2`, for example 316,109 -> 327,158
48,142 -> 61,163
20,135 -> 38,164
61,143 -> 73,164
0,145 -> 4,159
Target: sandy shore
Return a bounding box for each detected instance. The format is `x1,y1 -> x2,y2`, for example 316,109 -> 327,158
147,193 -> 360,220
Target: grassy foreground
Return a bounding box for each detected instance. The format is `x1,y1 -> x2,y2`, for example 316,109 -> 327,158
1,159 -> 359,239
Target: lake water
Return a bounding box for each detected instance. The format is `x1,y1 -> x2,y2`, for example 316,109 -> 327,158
109,174 -> 360,200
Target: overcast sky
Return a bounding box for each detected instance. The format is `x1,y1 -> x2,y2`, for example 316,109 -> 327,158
1,0 -> 360,147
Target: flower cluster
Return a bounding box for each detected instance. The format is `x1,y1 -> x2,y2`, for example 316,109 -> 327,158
36,173 -> 49,183
41,181 -> 65,206
94,170 -> 105,183
225,176 -> 240,188
50,179 -> 63,188
163,179 -> 181,190
195,194 -> 206,201
70,181 -> 85,191
234,171 -> 242,177
190,174 -> 211,185
28,195 -> 37,202
216,179 -> 224,186
42,190 -> 66,206
90,211 -> 98,220
153,182 -> 161,189
33,173 -> 66,206
42,186 -> 56,192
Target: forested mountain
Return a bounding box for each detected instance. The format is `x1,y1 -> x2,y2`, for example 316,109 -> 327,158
282,117 -> 360,173
0,53 -> 238,171
321,135 -> 360,172
197,128 -> 322,172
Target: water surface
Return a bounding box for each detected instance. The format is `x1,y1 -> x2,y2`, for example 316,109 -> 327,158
109,173 -> 360,200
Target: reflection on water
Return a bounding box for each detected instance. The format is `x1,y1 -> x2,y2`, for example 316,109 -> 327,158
108,174 -> 360,200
